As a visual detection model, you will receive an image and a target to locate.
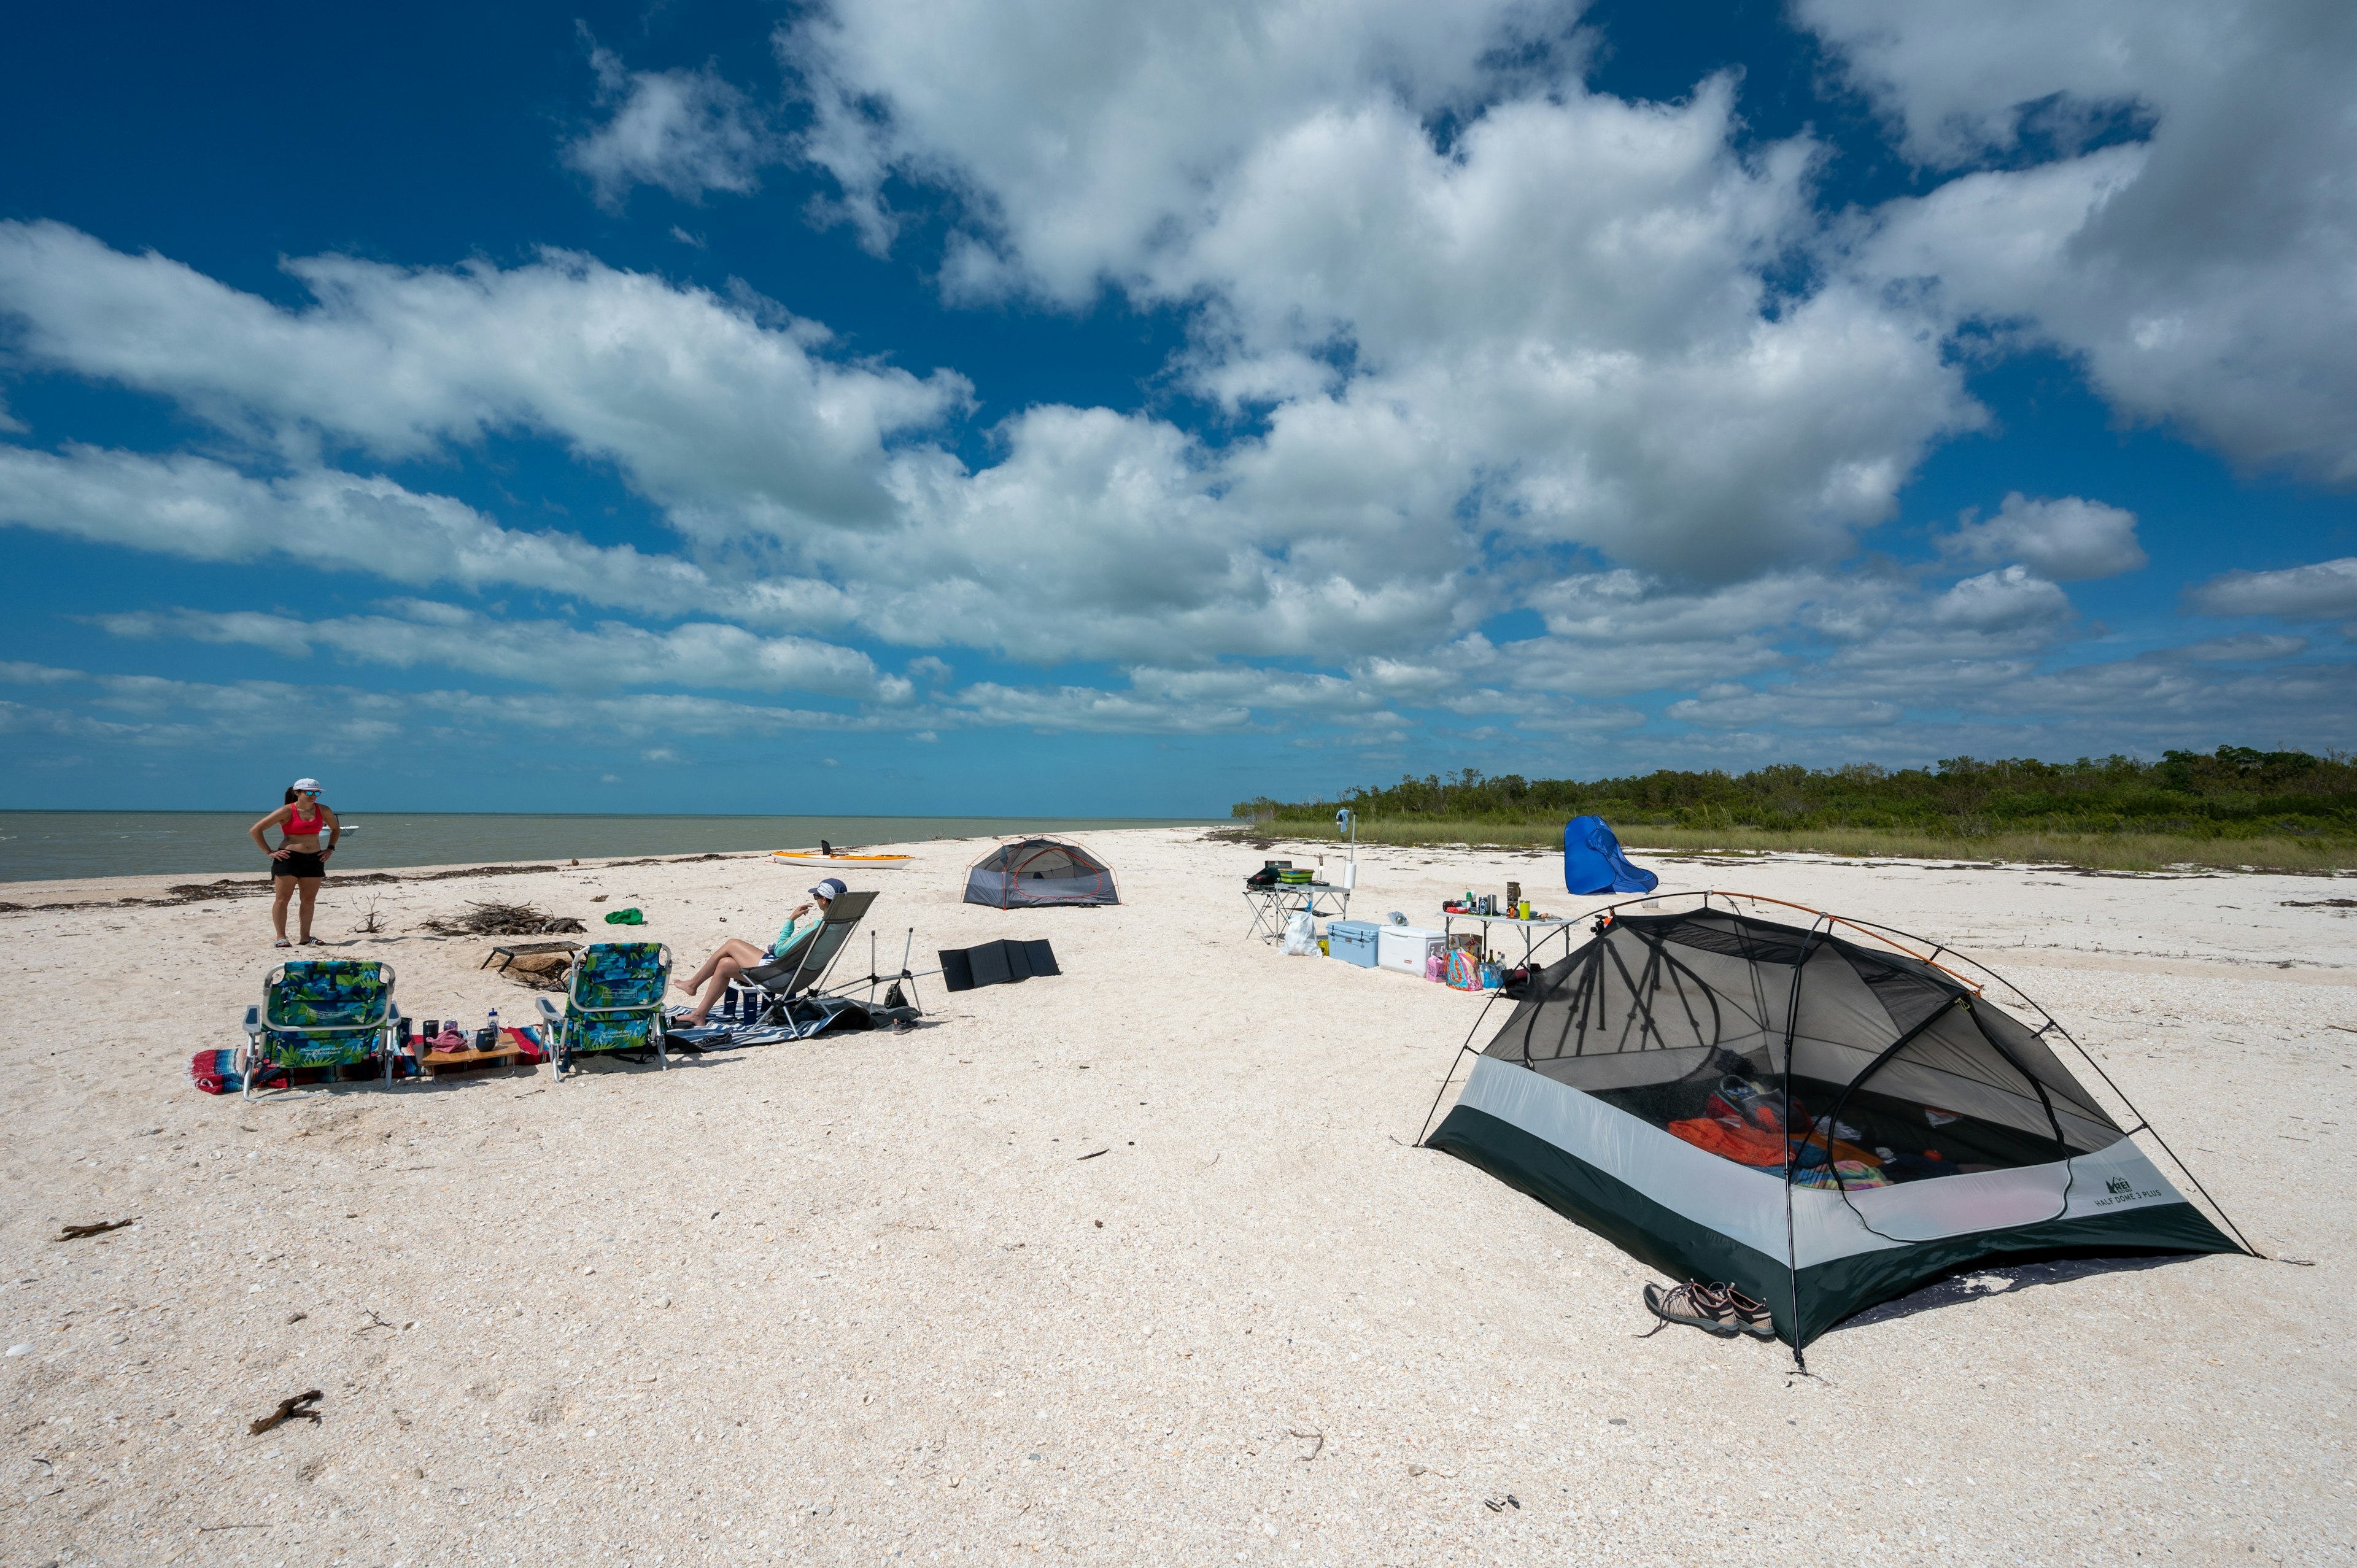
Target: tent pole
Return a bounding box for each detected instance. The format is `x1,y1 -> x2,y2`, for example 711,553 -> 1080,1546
1778,915 -> 1830,1369
2049,1024 -> 2265,1259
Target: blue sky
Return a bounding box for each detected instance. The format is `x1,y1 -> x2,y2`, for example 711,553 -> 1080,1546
2,1 -> 2352,816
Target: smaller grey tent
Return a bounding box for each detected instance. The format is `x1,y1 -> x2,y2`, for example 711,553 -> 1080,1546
964,838 -> 1120,908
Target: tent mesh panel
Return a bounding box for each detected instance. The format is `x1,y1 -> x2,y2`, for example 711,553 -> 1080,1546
1484,910 -> 2126,1181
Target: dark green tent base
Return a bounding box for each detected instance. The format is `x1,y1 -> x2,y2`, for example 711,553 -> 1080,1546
1429,1103 -> 2240,1348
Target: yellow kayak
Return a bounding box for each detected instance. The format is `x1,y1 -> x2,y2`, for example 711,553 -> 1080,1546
770,849 -> 913,870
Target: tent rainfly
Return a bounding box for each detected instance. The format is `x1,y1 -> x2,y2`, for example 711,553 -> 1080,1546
1422,895 -> 2247,1356
962,837 -> 1120,908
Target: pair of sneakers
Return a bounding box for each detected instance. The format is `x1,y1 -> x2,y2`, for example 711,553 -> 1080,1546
1642,1280 -> 1775,1339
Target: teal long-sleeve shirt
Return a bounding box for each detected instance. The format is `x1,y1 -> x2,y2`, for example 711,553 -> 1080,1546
771,906 -> 824,958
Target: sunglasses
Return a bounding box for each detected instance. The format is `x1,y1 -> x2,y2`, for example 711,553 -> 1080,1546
298,790 -> 320,797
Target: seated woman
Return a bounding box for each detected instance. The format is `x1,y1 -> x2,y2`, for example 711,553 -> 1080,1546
670,878 -> 845,1025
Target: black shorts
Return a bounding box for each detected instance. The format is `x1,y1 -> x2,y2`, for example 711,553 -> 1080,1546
273,851 -> 327,879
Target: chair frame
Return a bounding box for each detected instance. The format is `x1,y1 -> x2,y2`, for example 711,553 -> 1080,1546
536,943 -> 673,1080
237,959 -> 403,1101
744,892 -> 875,1036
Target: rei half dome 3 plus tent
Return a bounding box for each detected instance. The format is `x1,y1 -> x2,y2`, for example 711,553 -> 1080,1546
1422,893 -> 2247,1354
963,838 -> 1120,908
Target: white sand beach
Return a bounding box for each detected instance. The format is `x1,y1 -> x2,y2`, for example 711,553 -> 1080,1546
2,828 -> 2351,1565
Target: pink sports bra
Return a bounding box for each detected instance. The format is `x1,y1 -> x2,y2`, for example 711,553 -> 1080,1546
287,805 -> 325,837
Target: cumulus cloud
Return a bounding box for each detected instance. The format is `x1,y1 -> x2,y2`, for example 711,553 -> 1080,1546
0,444 -> 866,631
567,44 -> 778,210
1813,0 -> 2357,482
1667,684 -> 1902,730
1929,566 -> 2074,631
0,222 -> 966,529
1937,493 -> 2145,580
0,663 -> 924,749
787,0 -> 1563,276
2188,556 -> 2357,620
2170,633 -> 2308,663
94,604 -> 908,701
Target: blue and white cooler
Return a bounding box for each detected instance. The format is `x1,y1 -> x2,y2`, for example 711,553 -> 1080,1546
1325,919 -> 1380,968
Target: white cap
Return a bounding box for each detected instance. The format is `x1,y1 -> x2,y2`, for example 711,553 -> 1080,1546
292,778 -> 324,792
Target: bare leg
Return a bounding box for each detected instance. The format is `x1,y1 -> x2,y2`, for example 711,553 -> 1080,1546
679,955 -> 751,1026
679,938 -> 765,996
271,877 -> 294,941
296,877 -> 323,942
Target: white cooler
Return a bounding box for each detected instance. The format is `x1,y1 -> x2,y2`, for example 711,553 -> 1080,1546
1376,924 -> 1446,979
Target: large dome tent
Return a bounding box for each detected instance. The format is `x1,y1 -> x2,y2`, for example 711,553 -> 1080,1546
963,836 -> 1120,908
1419,890 -> 2251,1361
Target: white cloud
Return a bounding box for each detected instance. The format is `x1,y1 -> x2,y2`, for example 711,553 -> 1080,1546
1813,0 -> 2357,482
787,0 -> 1563,276
2171,634 -> 2308,663
0,222 -> 966,528
788,4 -> 1978,580
1929,566 -> 2073,632
1937,492 -> 2145,581
567,44 -> 778,210
0,663 -> 926,749
1666,684 -> 1902,730
0,444 -> 844,624
2188,556 -> 2357,620
94,604 -> 908,701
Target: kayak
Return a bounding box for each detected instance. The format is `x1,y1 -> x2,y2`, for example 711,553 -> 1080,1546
770,849 -> 914,870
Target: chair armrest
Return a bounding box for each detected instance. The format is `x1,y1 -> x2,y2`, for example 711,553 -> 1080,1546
242,1005 -> 261,1036
535,997 -> 562,1023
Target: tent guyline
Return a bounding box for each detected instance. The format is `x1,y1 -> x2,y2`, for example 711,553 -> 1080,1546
1418,889 -> 2255,1353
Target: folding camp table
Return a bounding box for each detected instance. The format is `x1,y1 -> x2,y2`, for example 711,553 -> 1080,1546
1243,881 -> 1349,942
1439,911 -> 1579,967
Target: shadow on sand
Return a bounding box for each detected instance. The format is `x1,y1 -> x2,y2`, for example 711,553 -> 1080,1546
1833,1249 -> 2213,1335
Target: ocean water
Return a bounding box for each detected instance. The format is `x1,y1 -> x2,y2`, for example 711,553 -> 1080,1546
0,812 -> 1214,883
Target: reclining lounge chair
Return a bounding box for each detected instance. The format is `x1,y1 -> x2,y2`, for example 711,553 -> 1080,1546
673,890 -> 886,1045
536,941 -> 671,1079
239,959 -> 404,1101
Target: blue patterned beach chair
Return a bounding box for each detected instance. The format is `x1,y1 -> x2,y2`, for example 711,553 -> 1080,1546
535,941 -> 671,1079
238,959 -> 403,1101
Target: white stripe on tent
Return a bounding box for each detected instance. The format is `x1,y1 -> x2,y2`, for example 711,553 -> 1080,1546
1458,1056 -> 2197,1269
1837,1135 -> 2188,1248
1458,1054 -> 1794,1259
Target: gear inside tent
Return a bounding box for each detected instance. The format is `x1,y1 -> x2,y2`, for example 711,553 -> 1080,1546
1421,894 -> 2246,1351
962,837 -> 1120,908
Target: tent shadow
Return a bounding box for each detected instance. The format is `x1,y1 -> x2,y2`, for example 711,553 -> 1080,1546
1832,1249 -> 2210,1335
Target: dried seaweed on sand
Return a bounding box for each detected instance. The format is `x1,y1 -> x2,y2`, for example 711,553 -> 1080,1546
420,902 -> 587,937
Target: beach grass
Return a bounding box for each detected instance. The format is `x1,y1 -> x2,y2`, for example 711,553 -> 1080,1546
1213,818 -> 2357,875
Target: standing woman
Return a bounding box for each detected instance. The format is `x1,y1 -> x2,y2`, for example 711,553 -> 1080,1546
247,778 -> 339,948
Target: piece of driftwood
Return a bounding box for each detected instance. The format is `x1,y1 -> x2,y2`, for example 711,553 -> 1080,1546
249,1390 -> 323,1435
55,1218 -> 135,1241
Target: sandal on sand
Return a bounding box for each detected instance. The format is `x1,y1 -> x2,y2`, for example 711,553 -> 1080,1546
1725,1288 -> 1778,1340
274,938 -> 293,948
1643,1281 -> 1740,1337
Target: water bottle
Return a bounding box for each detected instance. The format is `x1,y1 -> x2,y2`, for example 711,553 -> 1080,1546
486,1006 -> 500,1051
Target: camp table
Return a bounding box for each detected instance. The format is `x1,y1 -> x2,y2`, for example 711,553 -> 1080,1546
482,940 -> 581,973
1242,880 -> 1351,942
1439,911 -> 1581,968
421,1041 -> 528,1079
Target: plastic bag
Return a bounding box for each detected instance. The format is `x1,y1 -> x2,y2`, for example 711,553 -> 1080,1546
1281,910 -> 1317,956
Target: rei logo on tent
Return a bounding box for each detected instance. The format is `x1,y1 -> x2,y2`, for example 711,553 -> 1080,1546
2106,1177 -> 2134,1196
